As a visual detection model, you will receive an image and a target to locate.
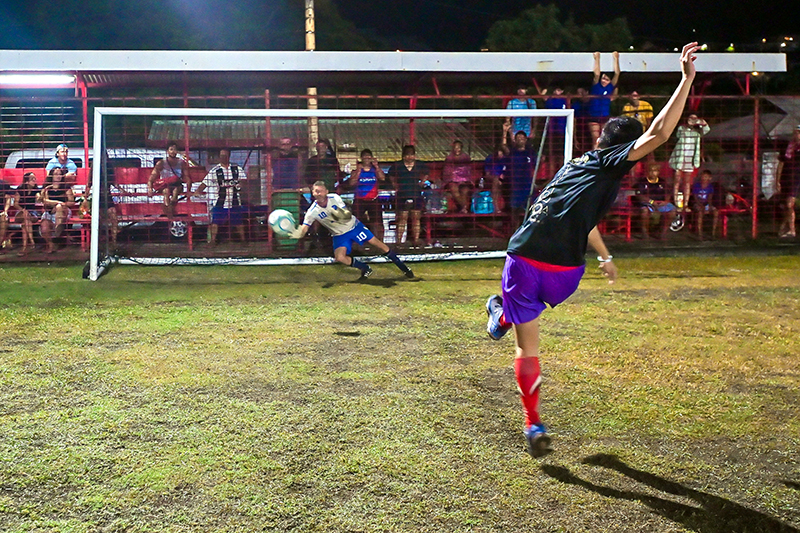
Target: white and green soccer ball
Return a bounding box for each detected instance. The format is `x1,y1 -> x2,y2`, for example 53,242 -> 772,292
268,209 -> 297,237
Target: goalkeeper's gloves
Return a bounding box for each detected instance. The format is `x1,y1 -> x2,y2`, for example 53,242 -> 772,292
330,205 -> 352,221
289,226 -> 305,239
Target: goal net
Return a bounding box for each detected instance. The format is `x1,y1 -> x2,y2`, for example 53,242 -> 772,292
87,107 -> 573,280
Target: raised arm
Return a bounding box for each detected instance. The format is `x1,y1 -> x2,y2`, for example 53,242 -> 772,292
628,42 -> 699,161
592,52 -> 601,84
610,51 -> 621,87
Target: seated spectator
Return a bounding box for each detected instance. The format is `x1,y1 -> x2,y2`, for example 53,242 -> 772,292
690,169 -> 719,240
483,144 -> 509,214
148,141 -> 191,219
388,145 -> 429,246
192,149 -> 246,244
40,167 -> 76,254
46,144 -> 78,183
634,163 -> 677,240
442,140 -> 475,214
10,172 -> 41,256
346,148 -> 386,241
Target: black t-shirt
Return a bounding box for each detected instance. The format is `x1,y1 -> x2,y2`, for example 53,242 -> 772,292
388,160 -> 429,200
507,141 -> 637,266
634,178 -> 671,204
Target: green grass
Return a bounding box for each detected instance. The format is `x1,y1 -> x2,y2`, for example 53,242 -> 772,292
1,257 -> 799,532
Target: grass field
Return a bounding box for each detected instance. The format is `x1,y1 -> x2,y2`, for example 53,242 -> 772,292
1,256 -> 799,532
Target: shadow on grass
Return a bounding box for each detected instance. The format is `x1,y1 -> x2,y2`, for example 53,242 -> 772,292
782,480 -> 800,491
541,454 -> 799,533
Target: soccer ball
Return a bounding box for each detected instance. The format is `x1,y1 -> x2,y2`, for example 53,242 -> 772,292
268,209 -> 297,237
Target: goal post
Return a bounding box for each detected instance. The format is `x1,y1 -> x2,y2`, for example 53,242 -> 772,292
87,107 -> 574,280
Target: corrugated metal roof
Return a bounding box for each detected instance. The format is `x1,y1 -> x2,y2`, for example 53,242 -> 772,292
147,119 -> 495,161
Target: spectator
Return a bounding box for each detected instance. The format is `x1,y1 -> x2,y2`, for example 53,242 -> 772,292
634,162 -> 677,240
541,85 -> 569,178
45,144 -> 78,182
272,137 -> 304,191
290,181 -> 414,280
483,144 -> 509,214
10,172 -> 41,256
442,140 -> 475,214
40,167 -> 76,254
777,125 -> 800,238
506,85 -> 538,139
668,113 -> 710,227
192,149 -> 246,244
571,86 -> 592,154
502,123 -> 537,226
304,139 -> 341,193
346,148 -> 387,241
588,51 -> 621,148
690,169 -> 719,240
0,179 -> 12,253
388,145 -> 429,246
621,91 -> 654,129
148,141 -> 191,219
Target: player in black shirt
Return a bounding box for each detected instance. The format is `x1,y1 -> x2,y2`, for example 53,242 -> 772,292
485,42 -> 701,458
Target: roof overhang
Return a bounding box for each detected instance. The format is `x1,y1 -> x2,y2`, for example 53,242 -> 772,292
0,50 -> 788,90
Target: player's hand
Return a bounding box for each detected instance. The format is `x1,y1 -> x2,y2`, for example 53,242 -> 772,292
599,260 -> 617,285
680,42 -> 699,80
289,226 -> 304,239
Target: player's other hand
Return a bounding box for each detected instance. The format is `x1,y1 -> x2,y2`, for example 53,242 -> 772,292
599,260 -> 617,284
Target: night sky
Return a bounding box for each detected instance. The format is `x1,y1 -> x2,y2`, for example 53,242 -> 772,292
0,0 -> 791,52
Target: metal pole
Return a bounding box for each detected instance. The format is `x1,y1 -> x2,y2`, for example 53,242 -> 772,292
306,0 -> 319,150
752,97 -> 759,239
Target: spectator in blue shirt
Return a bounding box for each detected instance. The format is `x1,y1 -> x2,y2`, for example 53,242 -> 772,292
588,51 -> 621,148
506,86 -> 538,139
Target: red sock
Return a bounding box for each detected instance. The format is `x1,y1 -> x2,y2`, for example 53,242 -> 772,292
499,313 -> 510,328
515,356 -> 542,427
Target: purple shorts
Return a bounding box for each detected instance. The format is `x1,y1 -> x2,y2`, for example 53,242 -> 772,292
501,253 -> 585,325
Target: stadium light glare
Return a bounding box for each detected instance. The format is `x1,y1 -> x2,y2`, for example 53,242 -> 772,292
0,74 -> 76,86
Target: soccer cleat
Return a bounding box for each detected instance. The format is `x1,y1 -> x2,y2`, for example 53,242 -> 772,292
670,214 -> 684,232
404,270 -> 415,279
524,423 -> 553,458
486,294 -> 511,340
359,266 -> 373,280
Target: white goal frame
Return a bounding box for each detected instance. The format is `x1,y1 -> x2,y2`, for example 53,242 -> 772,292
88,107 -> 574,280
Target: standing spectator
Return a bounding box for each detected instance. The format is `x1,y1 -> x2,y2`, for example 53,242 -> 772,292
40,167 -> 76,254
541,86 -> 569,177
502,123 -> 537,226
668,113 -> 710,228
442,140 -> 475,214
634,163 -> 678,239
388,145 -> 429,246
9,172 -> 41,255
346,148 -> 386,241
483,145 -> 509,214
690,169 -> 719,240
571,87 -> 592,154
0,179 -> 13,253
272,138 -> 304,191
777,125 -> 800,238
45,144 -> 78,182
506,85 -> 538,139
621,91 -> 654,129
290,181 -> 414,280
192,149 -> 246,244
588,51 -> 621,149
304,139 -> 341,193
148,141 -> 191,219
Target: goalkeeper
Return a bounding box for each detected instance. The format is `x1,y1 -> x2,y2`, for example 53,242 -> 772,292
290,181 -> 414,280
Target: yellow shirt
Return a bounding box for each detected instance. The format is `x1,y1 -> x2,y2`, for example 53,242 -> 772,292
622,100 -> 654,128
